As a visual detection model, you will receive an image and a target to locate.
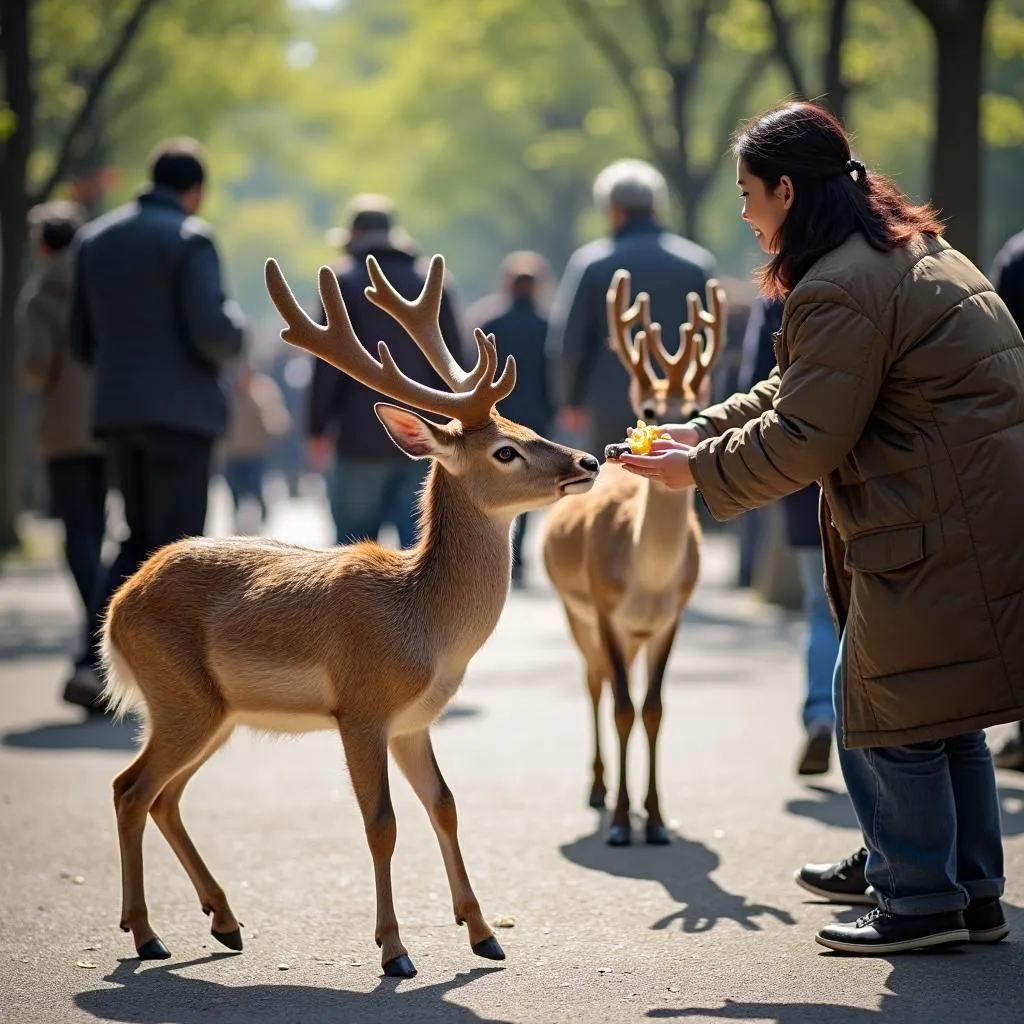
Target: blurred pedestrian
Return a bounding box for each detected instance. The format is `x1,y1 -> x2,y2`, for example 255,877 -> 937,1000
17,200 -> 106,643
309,194 -> 469,548
221,361 -> 292,533
619,102 -> 1022,954
477,252 -> 554,586
546,159 -> 716,455
68,137 -> 244,711
988,226 -> 1024,771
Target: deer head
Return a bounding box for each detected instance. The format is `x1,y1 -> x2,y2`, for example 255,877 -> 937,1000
606,269 -> 727,424
266,255 -> 598,521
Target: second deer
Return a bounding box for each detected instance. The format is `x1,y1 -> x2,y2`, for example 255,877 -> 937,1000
542,270 -> 725,845
100,254 -> 599,977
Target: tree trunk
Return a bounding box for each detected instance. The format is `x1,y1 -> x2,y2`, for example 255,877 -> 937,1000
0,0 -> 35,551
823,0 -> 851,123
915,1 -> 990,263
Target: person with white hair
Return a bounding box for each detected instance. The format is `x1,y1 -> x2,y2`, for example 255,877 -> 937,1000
546,159 -> 716,454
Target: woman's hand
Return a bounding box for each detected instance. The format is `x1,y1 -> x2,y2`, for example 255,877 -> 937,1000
619,438 -> 696,490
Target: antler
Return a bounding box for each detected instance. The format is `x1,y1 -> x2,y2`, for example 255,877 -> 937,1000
685,279 -> 727,393
265,256 -> 515,428
648,320 -> 698,391
606,269 -> 655,391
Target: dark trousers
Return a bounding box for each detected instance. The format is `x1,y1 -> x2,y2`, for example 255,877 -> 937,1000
47,455 -> 107,613
82,429 -> 212,667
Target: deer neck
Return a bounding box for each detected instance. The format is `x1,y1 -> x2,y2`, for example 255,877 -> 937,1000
630,477 -> 694,584
407,464 -> 513,663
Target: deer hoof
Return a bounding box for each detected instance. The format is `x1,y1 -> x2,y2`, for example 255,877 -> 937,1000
383,954 -> 417,978
211,927 -> 243,951
588,785 -> 607,809
472,937 -> 506,961
646,823 -> 671,845
136,937 -> 171,960
607,824 -> 632,846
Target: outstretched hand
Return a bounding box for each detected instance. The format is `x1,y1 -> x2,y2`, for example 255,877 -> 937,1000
619,438 -> 696,490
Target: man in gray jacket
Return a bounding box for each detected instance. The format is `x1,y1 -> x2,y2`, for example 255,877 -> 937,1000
68,137 -> 244,710
546,159 -> 716,454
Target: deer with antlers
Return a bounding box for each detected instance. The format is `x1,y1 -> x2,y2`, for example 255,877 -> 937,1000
542,270 -> 725,846
100,254 -> 599,977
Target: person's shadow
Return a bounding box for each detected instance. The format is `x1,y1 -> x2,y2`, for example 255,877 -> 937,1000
645,927 -> 1024,1022
560,824 -> 795,933
2,712 -> 141,752
76,955 -> 512,1024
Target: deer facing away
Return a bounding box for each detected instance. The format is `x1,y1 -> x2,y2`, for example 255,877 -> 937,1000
101,254 -> 599,978
542,270 -> 725,845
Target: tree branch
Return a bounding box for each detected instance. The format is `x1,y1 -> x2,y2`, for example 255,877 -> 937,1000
638,0 -> 673,71
563,0 -> 667,163
32,0 -> 160,203
706,50 -> 773,182
823,0 -> 851,121
763,0 -> 808,98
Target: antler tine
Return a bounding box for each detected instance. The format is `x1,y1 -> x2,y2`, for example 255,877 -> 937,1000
648,322 -> 688,390
265,259 -> 508,427
686,278 -> 728,392
606,269 -> 654,388
365,253 -> 480,393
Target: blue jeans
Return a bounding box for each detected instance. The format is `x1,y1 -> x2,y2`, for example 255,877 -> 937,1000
223,458 -> 267,526
796,546 -> 840,731
328,458 -> 428,548
834,630 -> 1005,915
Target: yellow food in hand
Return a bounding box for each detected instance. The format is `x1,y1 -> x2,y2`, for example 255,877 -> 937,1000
627,419 -> 670,455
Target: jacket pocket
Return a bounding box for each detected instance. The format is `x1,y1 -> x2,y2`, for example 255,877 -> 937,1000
844,523 -> 924,574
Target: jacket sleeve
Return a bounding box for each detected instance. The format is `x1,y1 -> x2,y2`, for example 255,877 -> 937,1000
546,252 -> 599,407
689,289 -> 890,521
688,372 -> 781,441
17,279 -> 56,390
178,223 -> 246,367
68,240 -> 95,366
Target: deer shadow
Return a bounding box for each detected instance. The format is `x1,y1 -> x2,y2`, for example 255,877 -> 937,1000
645,930 -> 1024,1022
560,824 -> 795,933
75,955 -> 511,1024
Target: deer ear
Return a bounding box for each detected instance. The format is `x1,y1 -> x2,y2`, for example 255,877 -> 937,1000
375,403 -> 449,460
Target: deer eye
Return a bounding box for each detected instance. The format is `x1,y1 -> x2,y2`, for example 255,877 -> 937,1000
493,446 -> 519,464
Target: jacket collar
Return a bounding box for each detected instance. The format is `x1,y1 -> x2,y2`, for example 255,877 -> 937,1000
614,215 -> 661,240
137,185 -> 186,211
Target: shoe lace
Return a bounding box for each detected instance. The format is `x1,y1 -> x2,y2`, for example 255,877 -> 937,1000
856,907 -> 886,928
828,847 -> 867,880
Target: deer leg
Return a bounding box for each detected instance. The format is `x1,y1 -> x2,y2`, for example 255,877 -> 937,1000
643,625 -> 677,845
112,711 -> 221,959
149,726 -> 242,950
390,730 -> 504,962
599,619 -> 634,846
586,668 -> 607,809
340,725 -> 412,978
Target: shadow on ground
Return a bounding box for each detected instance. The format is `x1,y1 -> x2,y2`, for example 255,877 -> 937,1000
0,607 -> 77,660
76,957 -> 511,1024
561,824 -> 795,933
2,712 -> 141,752
787,782 -> 1024,838
646,930 -> 1024,1022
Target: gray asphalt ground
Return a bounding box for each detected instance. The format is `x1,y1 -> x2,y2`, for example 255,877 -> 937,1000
2,479 -> 1022,1023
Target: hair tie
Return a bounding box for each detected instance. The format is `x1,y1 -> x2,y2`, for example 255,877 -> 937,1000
845,158 -> 867,183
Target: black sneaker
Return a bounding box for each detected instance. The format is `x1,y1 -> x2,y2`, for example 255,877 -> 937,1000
795,847 -> 875,905
62,665 -> 108,714
816,907 -> 969,955
797,724 -> 832,776
965,898 -> 1010,943
993,733 -> 1024,771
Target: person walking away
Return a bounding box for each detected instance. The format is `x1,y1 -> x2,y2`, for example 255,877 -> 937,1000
308,194 -> 469,548
546,159 -> 715,455
477,252 -> 553,586
68,137 -> 244,711
221,361 -> 292,533
618,102 -> 1021,954
18,200 -> 107,682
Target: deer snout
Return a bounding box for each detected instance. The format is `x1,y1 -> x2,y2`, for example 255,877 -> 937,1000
560,452 -> 599,496
579,454 -> 599,474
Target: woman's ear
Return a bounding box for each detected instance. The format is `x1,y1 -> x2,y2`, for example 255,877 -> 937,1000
375,404 -> 451,459
777,174 -> 795,211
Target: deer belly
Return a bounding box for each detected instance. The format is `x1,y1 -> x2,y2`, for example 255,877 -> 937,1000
615,589 -> 678,638
388,672 -> 464,737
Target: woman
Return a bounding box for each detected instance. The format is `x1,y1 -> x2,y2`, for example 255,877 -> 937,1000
621,101 -> 1024,955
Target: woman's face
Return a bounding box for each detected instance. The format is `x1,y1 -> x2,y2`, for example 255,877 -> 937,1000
737,158 -> 793,253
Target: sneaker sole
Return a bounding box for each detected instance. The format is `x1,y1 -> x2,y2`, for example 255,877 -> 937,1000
815,928 -> 969,955
969,924 -> 1010,943
795,873 -> 877,906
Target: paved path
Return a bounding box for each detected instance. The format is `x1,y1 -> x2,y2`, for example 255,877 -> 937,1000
1,485 -> 1022,1023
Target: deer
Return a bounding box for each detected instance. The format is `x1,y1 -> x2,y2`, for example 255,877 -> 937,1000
100,253 -> 600,978
541,269 -> 725,847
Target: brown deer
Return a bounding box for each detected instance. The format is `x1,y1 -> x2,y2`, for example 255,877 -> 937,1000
100,254 -> 599,978
541,269 -> 724,846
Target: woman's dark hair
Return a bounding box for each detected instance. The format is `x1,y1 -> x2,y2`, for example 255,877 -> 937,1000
148,137 -> 206,193
735,102 -> 943,300
28,200 -> 86,253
